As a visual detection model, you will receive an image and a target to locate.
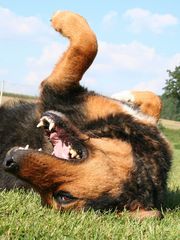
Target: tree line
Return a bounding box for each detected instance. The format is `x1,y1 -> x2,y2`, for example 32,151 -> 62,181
161,66 -> 180,121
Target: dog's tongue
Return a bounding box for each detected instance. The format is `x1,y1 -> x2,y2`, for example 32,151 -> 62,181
50,132 -> 69,159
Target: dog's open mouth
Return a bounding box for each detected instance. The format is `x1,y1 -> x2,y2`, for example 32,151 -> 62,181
37,111 -> 87,161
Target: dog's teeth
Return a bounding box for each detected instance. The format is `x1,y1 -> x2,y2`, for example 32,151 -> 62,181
71,152 -> 77,158
37,120 -> 44,128
49,122 -> 55,131
44,116 -> 52,123
38,148 -> 42,151
18,147 -> 25,150
69,149 -> 77,158
37,116 -> 55,130
76,154 -> 81,159
17,145 -> 29,151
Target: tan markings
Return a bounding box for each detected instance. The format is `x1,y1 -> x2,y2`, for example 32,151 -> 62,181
69,138 -> 132,200
44,11 -> 97,90
85,95 -> 124,120
16,138 -> 133,209
112,90 -> 161,124
121,103 -> 157,125
84,94 -> 157,126
132,91 -> 162,121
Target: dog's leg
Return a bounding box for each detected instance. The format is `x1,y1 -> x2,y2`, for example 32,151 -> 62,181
41,11 -> 97,91
112,91 -> 162,122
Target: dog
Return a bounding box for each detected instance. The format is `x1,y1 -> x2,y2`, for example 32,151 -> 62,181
1,11 -> 171,219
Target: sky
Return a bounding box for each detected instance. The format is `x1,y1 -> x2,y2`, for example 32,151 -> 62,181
0,0 -> 180,96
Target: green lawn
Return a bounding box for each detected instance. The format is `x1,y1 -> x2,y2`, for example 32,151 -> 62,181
0,128 -> 180,240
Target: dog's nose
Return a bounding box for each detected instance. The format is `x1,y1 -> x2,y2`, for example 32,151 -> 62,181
3,155 -> 19,173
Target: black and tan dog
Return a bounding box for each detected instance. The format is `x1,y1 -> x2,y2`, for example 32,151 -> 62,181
1,11 -> 171,219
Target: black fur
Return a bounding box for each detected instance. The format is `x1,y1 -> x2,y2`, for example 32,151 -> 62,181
83,114 -> 171,211
0,101 -> 50,189
0,85 -> 88,189
0,85 -> 171,211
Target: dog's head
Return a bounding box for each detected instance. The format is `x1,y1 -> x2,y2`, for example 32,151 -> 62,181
3,108 -> 134,211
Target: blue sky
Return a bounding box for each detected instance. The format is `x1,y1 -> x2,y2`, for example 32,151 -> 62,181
0,0 -> 180,96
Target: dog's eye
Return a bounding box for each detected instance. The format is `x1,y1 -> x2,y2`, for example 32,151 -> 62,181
53,191 -> 77,205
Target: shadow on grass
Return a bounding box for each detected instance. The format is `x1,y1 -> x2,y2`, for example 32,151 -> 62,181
163,188 -> 180,210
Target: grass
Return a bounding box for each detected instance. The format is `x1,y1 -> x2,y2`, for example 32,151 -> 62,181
0,128 -> 180,240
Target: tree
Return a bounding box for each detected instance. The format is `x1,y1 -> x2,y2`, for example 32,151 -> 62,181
163,66 -> 180,100
162,66 -> 180,121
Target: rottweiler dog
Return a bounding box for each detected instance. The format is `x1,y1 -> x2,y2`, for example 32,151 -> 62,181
1,11 -> 171,219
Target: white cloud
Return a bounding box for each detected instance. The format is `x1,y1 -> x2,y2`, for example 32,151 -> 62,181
0,42 -> 66,95
132,78 -> 165,93
93,41 -> 163,72
25,42 -> 67,86
124,8 -> 178,34
0,68 -> 8,76
133,52 -> 180,93
102,11 -> 118,28
0,6 -> 53,40
20,40 -> 180,96
168,53 -> 180,69
84,41 -> 180,95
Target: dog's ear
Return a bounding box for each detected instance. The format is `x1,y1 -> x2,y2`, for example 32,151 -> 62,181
41,11 -> 97,91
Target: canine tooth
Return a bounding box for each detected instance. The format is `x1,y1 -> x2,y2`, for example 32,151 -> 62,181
44,116 -> 52,123
76,155 -> 81,159
18,147 -> 25,150
69,149 -> 77,158
71,152 -> 77,158
38,148 -> 42,151
43,117 -> 55,126
49,122 -> 55,131
39,116 -> 50,124
17,145 -> 29,151
37,116 -> 55,130
37,120 -> 44,128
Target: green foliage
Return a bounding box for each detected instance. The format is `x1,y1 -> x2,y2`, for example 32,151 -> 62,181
161,94 -> 180,121
0,129 -> 180,239
164,66 -> 180,100
161,66 -> 180,121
